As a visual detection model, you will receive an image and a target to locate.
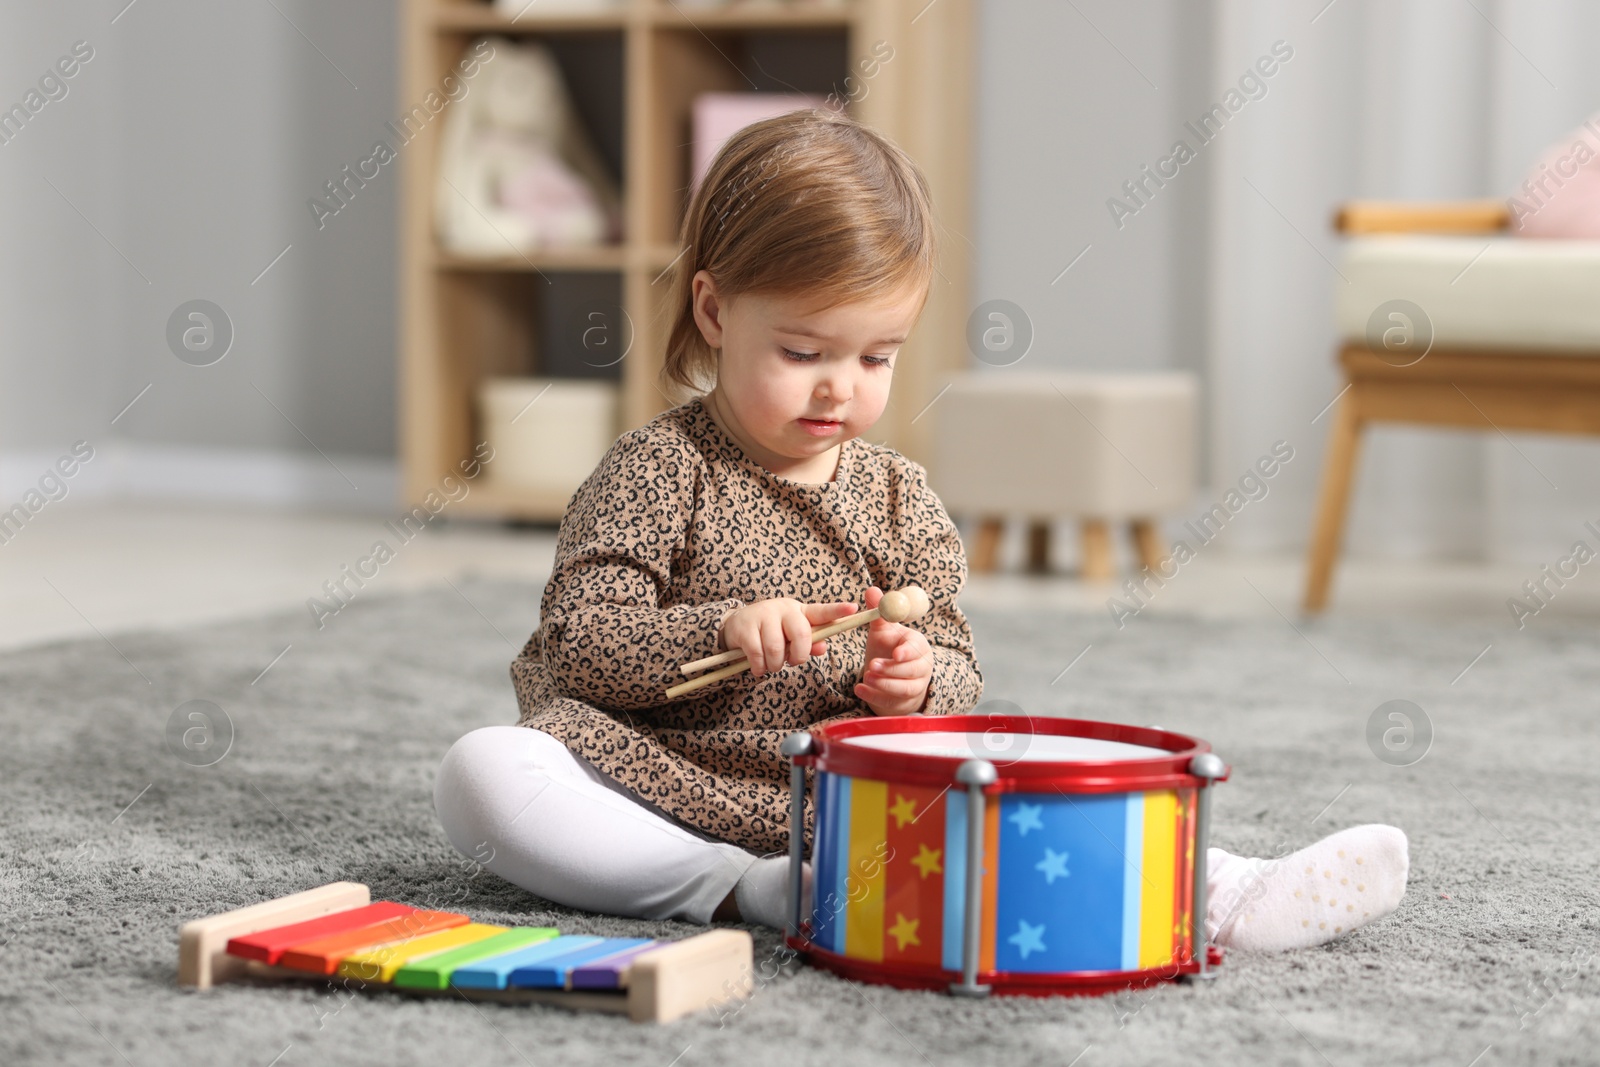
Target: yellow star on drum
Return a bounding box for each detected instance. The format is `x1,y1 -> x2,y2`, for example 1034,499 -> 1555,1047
911,843 -> 942,879
888,913 -> 921,951
889,794 -> 918,828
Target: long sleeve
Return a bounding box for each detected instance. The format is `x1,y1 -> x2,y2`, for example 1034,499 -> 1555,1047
528,430 -> 744,711
893,459 -> 985,717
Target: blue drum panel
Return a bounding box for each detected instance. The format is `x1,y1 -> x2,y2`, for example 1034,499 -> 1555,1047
994,792 -> 1130,973
811,770 -> 846,953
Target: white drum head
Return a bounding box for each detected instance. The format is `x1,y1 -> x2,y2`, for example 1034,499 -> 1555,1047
839,729 -> 1169,763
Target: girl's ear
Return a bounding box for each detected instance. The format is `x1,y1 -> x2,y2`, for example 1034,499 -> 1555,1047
691,269 -> 726,349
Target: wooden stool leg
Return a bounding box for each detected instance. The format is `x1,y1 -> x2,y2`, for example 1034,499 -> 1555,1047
1026,521 -> 1051,574
1080,519 -> 1112,581
1129,519 -> 1164,572
1304,395 -> 1365,612
970,518 -> 1003,573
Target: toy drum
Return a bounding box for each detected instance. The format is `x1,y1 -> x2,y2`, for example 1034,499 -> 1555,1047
779,715 -> 1230,997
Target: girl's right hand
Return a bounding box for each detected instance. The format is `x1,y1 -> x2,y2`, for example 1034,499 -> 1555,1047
719,598 -> 860,678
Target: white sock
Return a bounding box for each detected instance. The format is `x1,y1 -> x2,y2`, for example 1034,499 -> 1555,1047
1207,824 -> 1408,952
732,854 -> 812,930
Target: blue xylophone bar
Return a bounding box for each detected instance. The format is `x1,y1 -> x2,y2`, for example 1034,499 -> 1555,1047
451,935 -> 606,990
511,938 -> 658,989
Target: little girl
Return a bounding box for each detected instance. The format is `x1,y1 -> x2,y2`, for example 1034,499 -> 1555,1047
433,109 -> 1408,953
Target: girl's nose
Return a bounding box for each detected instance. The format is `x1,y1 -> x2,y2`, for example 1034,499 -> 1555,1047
817,373 -> 851,404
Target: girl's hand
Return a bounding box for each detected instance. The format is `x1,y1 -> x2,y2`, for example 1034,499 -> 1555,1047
853,586 -> 934,716
719,598 -> 859,678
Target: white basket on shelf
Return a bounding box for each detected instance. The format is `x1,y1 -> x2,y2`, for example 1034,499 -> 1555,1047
478,377 -> 619,495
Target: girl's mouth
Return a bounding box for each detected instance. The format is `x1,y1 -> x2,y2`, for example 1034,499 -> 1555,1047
799,418 -> 842,436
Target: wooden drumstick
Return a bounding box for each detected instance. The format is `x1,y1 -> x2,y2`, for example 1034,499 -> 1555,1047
664,586 -> 931,700
676,586 -> 930,674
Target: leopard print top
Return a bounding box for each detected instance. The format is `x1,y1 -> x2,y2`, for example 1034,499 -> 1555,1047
511,395 -> 985,856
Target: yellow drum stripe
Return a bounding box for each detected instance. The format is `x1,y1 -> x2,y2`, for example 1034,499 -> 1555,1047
844,778 -> 887,963
1138,790 -> 1178,968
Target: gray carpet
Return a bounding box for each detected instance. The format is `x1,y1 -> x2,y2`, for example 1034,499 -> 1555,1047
3,574 -> 1597,1066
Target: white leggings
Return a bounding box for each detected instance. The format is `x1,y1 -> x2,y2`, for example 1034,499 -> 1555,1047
433,726 -> 768,925
433,724 -> 1245,937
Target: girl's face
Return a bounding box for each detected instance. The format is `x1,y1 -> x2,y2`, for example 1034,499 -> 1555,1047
691,270 -> 924,482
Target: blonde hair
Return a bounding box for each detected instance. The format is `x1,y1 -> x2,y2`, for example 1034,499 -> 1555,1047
660,109 -> 938,399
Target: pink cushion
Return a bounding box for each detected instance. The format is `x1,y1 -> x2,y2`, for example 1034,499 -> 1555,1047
1511,113 -> 1600,239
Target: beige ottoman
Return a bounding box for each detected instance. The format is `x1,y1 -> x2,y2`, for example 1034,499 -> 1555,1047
929,371 -> 1197,578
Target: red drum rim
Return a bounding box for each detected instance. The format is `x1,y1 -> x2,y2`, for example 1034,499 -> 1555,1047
786,933 -> 1223,997
800,714 -> 1228,793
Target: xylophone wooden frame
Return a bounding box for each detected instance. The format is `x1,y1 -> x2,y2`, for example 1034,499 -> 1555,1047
177,881 -> 754,1023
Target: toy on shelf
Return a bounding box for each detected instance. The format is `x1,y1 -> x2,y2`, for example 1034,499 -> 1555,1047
689,91 -> 830,200
177,882 -> 751,1024
435,36 -> 623,254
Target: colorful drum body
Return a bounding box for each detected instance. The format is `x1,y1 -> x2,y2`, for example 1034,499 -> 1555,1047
786,715 -> 1228,996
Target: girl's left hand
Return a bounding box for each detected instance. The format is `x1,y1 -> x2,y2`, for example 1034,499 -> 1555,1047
853,586 -> 934,716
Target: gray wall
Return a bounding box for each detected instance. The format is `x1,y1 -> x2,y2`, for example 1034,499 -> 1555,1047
1,1 -> 399,499
973,0 -> 1213,375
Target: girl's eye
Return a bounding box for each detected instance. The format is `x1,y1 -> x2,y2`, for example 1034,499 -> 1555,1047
781,347 -> 893,368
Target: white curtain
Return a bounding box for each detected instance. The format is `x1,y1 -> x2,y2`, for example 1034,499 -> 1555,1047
1206,0 -> 1600,563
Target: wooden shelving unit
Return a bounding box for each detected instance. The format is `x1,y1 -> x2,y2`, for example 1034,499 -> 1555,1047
399,0 -> 975,521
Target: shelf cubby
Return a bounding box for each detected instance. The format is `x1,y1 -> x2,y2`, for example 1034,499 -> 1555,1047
400,0 -> 974,519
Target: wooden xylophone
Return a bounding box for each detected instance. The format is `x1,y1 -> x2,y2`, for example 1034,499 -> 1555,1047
178,881 -> 753,1023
